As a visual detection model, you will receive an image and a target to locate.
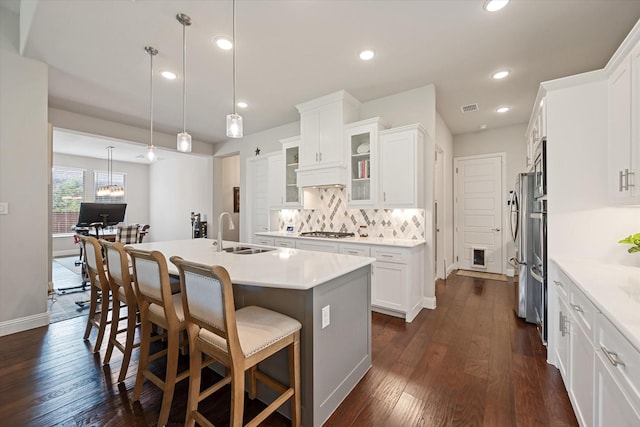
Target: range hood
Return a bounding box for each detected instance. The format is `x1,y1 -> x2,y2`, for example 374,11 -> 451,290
295,90 -> 360,189
297,165 -> 347,188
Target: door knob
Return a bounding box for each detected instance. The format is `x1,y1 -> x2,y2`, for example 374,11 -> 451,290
493,228 -> 501,231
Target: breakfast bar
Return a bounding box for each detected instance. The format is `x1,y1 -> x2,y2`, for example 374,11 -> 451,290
128,238 -> 375,426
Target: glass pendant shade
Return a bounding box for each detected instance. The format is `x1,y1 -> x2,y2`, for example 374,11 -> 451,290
177,132 -> 192,152
226,113 -> 243,138
146,144 -> 157,162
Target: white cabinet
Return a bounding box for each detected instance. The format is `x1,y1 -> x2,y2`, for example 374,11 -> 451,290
281,136 -> 302,207
370,246 -> 423,322
248,156 -> 270,235
525,95 -> 546,169
296,90 -> 360,169
254,235 -> 275,246
549,260 -> 640,427
339,243 -> 370,257
379,124 -> 424,208
274,237 -> 296,248
295,239 -> 339,253
344,118 -> 387,207
607,40 -> 640,204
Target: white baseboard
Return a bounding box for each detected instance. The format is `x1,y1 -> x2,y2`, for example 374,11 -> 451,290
506,268 -> 515,277
446,264 -> 456,278
54,249 -> 80,258
0,311 -> 49,337
423,296 -> 437,310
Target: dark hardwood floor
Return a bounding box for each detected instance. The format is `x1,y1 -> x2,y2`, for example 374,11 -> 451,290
0,273 -> 577,426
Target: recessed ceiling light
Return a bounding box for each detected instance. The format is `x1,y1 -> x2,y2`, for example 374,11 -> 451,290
484,0 -> 509,12
480,124 -> 488,130
237,101 -> 248,109
214,36 -> 233,50
161,71 -> 177,80
359,49 -> 375,61
492,70 -> 510,80
496,106 -> 510,113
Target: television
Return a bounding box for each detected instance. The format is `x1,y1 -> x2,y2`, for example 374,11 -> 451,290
76,203 -> 127,227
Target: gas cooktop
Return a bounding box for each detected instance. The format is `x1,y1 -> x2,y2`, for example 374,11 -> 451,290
299,231 -> 355,239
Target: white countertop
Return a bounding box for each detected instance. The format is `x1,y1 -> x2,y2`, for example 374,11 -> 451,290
553,258 -> 640,353
255,231 -> 426,248
128,238 -> 374,291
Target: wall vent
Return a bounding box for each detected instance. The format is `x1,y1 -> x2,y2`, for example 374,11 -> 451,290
460,103 -> 479,113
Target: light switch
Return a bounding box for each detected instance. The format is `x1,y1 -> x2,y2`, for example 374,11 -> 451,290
322,305 -> 330,329
0,202 -> 7,215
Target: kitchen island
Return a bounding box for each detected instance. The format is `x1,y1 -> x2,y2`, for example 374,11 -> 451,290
128,238 -> 374,426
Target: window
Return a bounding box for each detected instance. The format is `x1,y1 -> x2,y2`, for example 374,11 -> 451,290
94,170 -> 126,204
52,167 -> 85,234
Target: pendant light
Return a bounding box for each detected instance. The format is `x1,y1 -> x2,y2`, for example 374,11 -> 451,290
176,13 -> 192,152
226,0 -> 243,138
145,45 -> 158,162
96,146 -> 124,197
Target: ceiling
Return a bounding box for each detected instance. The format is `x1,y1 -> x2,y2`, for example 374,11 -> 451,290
8,0 -> 640,154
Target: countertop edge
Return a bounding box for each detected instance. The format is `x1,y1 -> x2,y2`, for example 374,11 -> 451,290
255,231 -> 426,248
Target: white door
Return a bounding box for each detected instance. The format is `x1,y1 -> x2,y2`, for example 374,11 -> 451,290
454,154 -> 504,274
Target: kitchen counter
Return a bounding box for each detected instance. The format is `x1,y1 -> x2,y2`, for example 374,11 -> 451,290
127,238 -> 372,426
255,230 -> 426,248
130,238 -> 374,290
553,258 -> 640,352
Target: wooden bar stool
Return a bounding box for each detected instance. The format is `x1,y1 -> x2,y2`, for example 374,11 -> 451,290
77,234 -> 111,353
126,248 -> 189,427
101,240 -> 139,383
170,256 -> 302,427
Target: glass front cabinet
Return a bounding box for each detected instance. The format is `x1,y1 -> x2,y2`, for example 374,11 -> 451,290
281,136 -> 302,207
345,118 -> 387,207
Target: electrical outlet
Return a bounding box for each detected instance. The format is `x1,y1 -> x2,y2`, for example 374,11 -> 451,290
0,202 -> 7,215
322,305 -> 330,329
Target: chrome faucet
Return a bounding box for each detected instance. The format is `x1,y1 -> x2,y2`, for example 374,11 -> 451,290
217,212 -> 235,252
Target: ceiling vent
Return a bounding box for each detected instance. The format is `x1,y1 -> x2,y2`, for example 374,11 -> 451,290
460,103 -> 479,113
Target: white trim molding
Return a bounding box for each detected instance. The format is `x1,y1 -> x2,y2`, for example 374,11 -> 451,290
0,312 -> 49,337
423,296 -> 437,310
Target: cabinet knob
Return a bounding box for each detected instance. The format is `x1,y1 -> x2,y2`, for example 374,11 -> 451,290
493,228 -> 501,232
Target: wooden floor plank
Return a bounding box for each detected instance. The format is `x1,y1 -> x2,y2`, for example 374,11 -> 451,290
0,273 -> 577,427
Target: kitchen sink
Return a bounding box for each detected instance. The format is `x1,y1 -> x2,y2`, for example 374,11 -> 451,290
222,246 -> 274,255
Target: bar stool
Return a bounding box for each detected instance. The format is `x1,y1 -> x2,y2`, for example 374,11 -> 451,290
101,240 -> 139,383
126,248 -> 189,427
170,256 -> 302,427
77,234 -> 111,353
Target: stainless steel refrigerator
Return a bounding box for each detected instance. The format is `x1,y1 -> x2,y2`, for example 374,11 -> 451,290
508,173 -> 537,323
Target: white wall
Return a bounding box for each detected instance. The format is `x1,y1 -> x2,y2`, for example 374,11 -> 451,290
222,155 -> 240,241
51,152 -> 150,256
0,7 -> 50,335
545,75 -> 640,267
453,123 -> 528,272
435,112 -> 454,279
149,153 -> 213,242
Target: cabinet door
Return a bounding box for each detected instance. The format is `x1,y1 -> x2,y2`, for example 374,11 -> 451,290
299,111 -> 320,168
569,318 -> 595,427
268,154 -> 284,209
555,296 -> 571,381
284,144 -> 301,206
608,55 -> 633,201
317,104 -> 343,166
346,119 -> 382,207
594,353 -> 640,427
371,261 -> 406,311
631,41 -> 640,198
380,128 -> 419,208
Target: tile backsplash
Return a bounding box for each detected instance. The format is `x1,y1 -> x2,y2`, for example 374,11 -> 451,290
278,188 -> 425,239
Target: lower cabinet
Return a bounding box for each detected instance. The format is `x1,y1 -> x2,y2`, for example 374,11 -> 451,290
274,238 -> 296,248
254,235 -> 275,246
369,246 -> 423,322
549,260 -> 640,427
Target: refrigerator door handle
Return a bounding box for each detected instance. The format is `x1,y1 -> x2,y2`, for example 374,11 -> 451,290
530,265 -> 544,283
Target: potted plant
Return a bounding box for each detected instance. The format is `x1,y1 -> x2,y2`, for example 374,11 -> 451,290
619,232 -> 640,253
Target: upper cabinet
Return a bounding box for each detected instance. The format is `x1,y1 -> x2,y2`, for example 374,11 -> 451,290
526,94 -> 547,170
345,118 -> 388,207
296,90 -> 360,188
281,136 -> 302,207
267,153 -> 285,209
607,39 -> 640,204
380,124 -> 424,208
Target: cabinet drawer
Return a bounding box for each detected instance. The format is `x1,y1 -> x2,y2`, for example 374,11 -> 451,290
371,247 -> 408,264
295,240 -> 339,253
596,313 -> 640,409
551,264 -> 570,302
273,238 -> 295,248
254,236 -> 274,246
339,244 -> 370,257
570,284 -> 597,343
